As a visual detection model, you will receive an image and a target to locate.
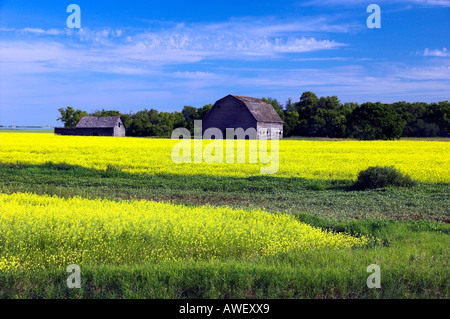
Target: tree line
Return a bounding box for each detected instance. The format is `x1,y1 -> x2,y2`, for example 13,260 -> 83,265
58,91 -> 449,139
57,104 -> 212,137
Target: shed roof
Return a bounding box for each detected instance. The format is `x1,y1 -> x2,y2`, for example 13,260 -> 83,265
76,116 -> 122,128
221,95 -> 284,123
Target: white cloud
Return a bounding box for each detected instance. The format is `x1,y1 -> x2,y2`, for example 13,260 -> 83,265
202,17 -> 356,35
123,19 -> 347,58
0,27 -> 67,35
396,65 -> 450,79
0,18 -> 347,76
21,28 -> 64,35
0,26 -> 124,45
303,0 -> 450,7
423,48 -> 449,57
409,0 -> 450,6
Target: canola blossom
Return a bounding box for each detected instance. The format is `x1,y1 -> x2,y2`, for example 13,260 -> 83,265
0,192 -> 368,271
0,132 -> 449,182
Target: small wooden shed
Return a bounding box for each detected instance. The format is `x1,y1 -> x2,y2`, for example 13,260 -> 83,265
54,116 -> 126,137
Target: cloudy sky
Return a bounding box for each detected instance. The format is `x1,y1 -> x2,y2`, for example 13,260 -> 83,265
0,0 -> 449,126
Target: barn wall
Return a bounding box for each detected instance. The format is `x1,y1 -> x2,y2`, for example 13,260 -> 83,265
76,128 -> 115,136
54,128 -> 77,135
257,122 -> 284,140
113,120 -> 126,137
203,96 -> 257,138
55,120 -> 126,137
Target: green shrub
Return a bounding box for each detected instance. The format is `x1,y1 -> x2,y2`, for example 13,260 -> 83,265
355,166 -> 417,189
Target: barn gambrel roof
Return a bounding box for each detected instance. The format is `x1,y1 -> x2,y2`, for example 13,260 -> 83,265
216,95 -> 284,123
76,116 -> 123,128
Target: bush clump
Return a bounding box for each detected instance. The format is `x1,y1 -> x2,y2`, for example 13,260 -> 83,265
355,166 -> 417,189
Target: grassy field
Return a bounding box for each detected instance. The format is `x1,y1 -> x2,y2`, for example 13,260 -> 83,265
0,132 -> 449,298
0,128 -> 54,133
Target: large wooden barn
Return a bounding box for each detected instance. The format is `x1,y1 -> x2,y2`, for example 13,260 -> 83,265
54,116 -> 126,137
202,95 -> 284,139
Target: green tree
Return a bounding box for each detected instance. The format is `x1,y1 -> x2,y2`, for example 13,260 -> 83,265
197,104 -> 213,119
315,96 -> 341,137
120,113 -> 132,128
182,105 -> 213,134
172,111 -> 187,130
322,98 -> 353,138
57,107 -> 88,128
291,93 -> 350,137
283,110 -> 299,137
285,98 -> 295,112
295,91 -> 319,136
350,102 -> 404,140
392,101 -> 425,137
181,106 -> 198,134
126,109 -> 151,137
425,101 -> 449,132
296,91 -> 319,113
89,109 -> 122,117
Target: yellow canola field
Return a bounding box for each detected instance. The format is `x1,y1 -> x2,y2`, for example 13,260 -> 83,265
0,132 -> 449,182
0,192 -> 368,270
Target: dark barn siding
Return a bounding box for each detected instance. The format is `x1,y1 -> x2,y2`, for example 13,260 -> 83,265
203,95 -> 258,138
54,116 -> 126,137
203,95 -> 284,139
76,128 -> 115,136
54,128 -> 77,135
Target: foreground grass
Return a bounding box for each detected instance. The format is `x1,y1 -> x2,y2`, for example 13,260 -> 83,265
1,162 -> 448,221
1,219 -> 448,298
0,162 -> 448,298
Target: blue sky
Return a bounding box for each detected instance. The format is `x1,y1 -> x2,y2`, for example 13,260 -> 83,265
0,0 -> 449,126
